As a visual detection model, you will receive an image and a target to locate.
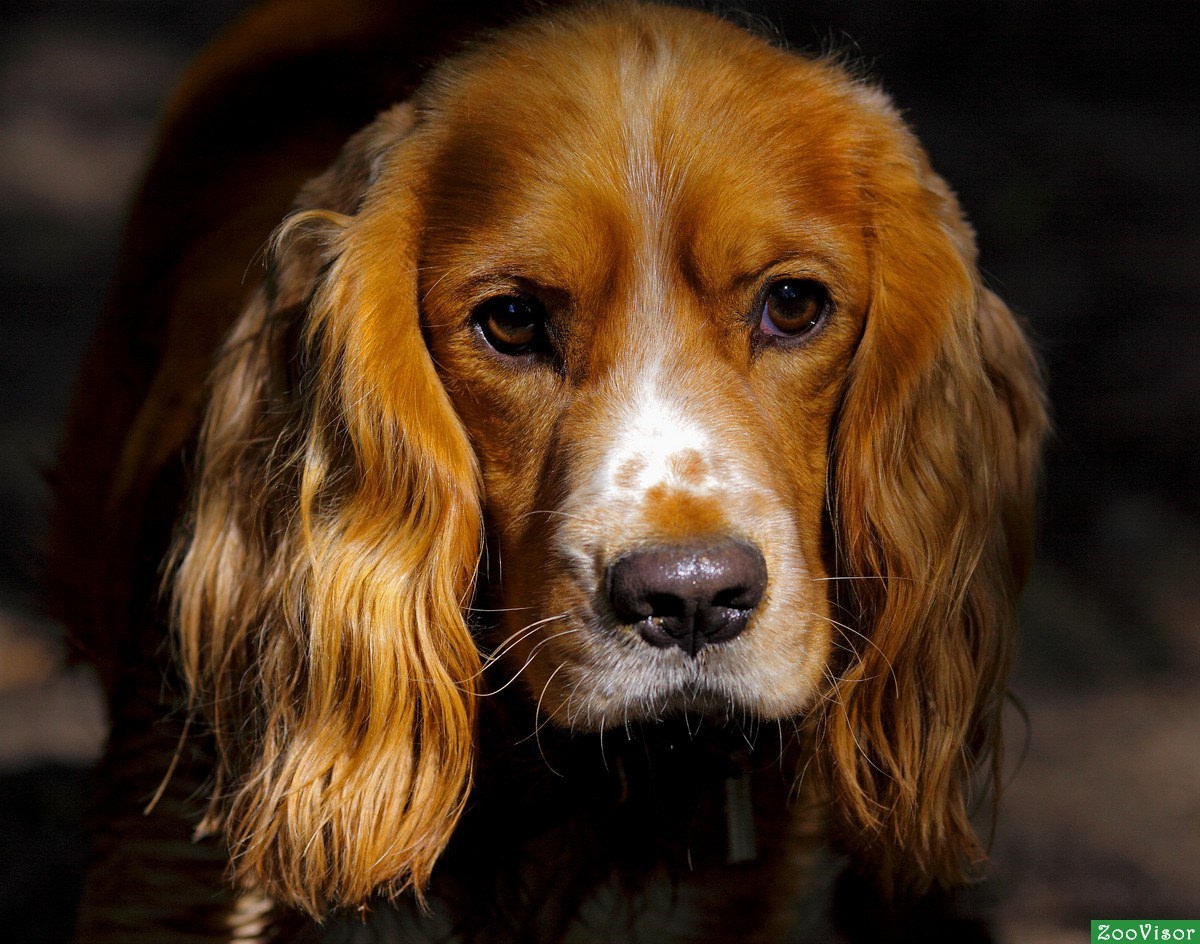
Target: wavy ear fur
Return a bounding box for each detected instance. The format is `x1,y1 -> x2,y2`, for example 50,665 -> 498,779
822,90 -> 1048,891
172,104 -> 483,914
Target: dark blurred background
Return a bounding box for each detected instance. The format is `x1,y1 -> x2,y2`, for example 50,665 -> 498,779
1,1 -> 1196,941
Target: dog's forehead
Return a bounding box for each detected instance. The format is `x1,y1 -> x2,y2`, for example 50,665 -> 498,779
416,8 -> 873,288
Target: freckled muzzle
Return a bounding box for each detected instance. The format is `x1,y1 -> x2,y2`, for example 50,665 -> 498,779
605,540 -> 768,657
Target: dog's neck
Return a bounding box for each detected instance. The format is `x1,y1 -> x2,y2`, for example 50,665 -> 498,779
411,690 -> 830,942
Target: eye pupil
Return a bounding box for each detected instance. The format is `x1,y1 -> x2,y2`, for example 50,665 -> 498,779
476,294 -> 545,355
760,279 -> 830,339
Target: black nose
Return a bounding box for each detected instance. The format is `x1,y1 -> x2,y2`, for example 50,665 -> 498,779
606,541 -> 768,657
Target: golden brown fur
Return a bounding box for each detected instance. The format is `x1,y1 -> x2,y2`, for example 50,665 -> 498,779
57,1 -> 1046,940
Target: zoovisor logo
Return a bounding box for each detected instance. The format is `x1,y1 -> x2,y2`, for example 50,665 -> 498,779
1092,921 -> 1200,942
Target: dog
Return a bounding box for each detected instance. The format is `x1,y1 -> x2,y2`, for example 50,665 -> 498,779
53,1 -> 1047,940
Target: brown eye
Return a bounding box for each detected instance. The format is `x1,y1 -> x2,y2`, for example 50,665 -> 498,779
475,294 -> 547,356
759,279 -> 831,338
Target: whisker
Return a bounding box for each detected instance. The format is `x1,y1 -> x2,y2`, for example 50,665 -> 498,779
566,672 -> 595,732
818,665 -> 889,778
479,626 -> 579,696
527,661 -> 569,776
816,613 -> 899,692
791,740 -> 818,803
810,573 -> 958,608
467,604 -> 538,614
511,508 -> 592,525
481,612 -> 572,666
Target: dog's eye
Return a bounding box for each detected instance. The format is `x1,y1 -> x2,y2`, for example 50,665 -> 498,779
759,279 -> 831,338
474,294 -> 547,356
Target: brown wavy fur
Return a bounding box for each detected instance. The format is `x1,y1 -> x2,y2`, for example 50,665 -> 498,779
173,106 -> 484,913
819,114 -> 1045,889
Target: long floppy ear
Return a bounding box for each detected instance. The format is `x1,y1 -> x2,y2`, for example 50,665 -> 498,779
821,91 -> 1048,892
172,103 -> 483,914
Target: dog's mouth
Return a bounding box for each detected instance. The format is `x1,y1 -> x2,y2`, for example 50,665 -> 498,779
480,590 -> 825,732
477,484 -> 829,729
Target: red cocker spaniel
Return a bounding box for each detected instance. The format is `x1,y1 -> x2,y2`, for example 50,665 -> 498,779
55,1 -> 1046,941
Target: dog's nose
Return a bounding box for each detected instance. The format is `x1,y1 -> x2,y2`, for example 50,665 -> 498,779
606,541 -> 768,657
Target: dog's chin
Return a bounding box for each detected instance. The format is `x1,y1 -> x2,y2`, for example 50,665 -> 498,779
548,688 -> 817,734
504,628 -> 823,732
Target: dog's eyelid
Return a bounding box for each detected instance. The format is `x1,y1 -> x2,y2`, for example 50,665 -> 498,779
463,269 -> 571,299
457,276 -> 571,321
728,251 -> 845,295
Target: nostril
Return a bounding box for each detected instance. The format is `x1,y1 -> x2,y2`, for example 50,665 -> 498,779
711,584 -> 754,610
606,540 -> 768,655
645,592 -> 691,620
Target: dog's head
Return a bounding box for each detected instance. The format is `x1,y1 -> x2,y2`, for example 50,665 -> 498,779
174,3 -> 1046,915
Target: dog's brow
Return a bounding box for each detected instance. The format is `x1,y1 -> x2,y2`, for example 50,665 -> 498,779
726,252 -> 847,292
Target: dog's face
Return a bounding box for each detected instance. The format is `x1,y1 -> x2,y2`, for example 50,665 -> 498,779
418,21 -> 873,726
175,3 -> 1046,915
